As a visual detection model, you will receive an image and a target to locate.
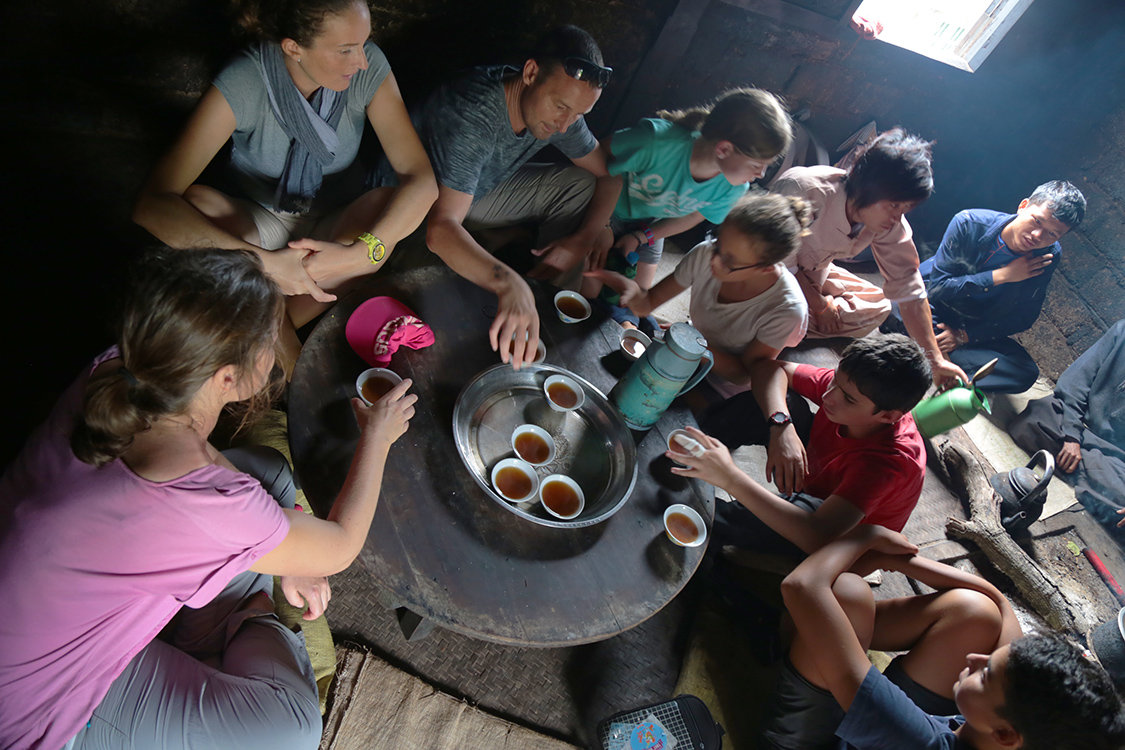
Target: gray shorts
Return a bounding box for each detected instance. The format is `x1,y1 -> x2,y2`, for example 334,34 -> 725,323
757,654 -> 959,750
233,198 -> 326,251
465,163 -> 596,291
758,655 -> 845,750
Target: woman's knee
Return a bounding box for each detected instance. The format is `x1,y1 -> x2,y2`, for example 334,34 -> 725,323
273,697 -> 323,750
183,184 -> 260,241
237,691 -> 322,750
183,183 -> 229,215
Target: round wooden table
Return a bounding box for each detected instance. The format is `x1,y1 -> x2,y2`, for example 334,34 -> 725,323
288,266 -> 714,646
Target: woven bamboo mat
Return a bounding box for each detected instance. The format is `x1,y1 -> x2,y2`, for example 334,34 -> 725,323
322,562 -> 699,745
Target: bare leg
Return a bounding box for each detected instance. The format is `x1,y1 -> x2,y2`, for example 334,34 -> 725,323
183,184 -> 262,246
870,588 -> 1003,698
286,188 -> 401,331
789,571 -> 875,689
277,314 -> 302,382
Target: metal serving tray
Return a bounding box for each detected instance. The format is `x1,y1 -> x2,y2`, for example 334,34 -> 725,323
452,363 -> 638,528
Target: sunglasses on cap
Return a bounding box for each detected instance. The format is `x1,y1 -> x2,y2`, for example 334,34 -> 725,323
564,57 -> 612,88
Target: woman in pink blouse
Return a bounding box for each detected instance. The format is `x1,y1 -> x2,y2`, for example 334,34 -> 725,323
0,248 -> 415,750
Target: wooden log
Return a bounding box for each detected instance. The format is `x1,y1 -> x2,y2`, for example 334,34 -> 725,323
931,429 -> 1097,634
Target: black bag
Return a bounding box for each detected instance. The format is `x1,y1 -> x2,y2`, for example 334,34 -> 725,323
595,694 -> 724,750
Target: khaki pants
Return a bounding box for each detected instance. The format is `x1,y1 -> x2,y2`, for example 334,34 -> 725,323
806,264 -> 892,339
465,163 -> 596,290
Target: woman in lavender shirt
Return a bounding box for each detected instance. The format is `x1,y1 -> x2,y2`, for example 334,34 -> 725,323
0,249 -> 415,749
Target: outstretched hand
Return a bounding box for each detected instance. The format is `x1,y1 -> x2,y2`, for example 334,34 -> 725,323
488,276 -> 540,370
528,237 -> 586,280
530,228 -> 614,280
931,357 -> 969,390
583,268 -> 644,309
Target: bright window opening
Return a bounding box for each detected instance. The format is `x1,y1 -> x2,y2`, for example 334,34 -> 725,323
854,0 -> 1035,72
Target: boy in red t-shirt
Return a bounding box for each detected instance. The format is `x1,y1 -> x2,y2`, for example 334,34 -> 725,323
684,334 -> 931,555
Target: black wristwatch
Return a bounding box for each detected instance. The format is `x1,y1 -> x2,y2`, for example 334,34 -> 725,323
767,411 -> 792,429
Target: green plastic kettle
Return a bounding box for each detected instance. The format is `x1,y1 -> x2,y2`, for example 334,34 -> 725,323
911,385 -> 991,438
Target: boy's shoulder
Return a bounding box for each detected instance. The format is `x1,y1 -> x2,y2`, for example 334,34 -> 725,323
838,667 -> 967,750
790,363 -> 832,389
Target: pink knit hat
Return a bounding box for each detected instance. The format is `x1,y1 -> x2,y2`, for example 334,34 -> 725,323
345,296 -> 435,367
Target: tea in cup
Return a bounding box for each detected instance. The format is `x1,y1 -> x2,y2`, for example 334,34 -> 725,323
491,458 -> 539,504
620,328 -> 651,361
543,374 -> 584,412
356,367 -> 403,406
511,424 -> 556,466
553,291 -> 591,323
539,475 -> 585,520
663,504 -> 706,547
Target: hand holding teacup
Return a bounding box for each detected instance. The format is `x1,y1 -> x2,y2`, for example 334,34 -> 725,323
665,426 -> 741,491
353,377 -> 416,445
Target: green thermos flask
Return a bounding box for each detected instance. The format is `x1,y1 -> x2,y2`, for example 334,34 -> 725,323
911,385 -> 991,438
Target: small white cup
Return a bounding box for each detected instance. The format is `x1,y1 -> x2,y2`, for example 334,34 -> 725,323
667,429 -> 705,466
506,332 -> 546,364
356,367 -> 403,406
511,424 -> 557,466
543,374 -> 585,413
491,458 -> 539,504
553,291 -> 592,323
539,474 -> 585,520
620,328 -> 651,361
663,504 -> 707,547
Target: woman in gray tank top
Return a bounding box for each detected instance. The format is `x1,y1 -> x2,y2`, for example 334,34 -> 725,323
132,0 -> 437,374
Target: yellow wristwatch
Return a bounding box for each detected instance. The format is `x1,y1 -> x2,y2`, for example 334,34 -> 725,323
357,232 -> 386,264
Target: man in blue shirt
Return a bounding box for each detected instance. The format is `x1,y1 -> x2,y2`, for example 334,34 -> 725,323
911,181 -> 1086,392
771,525 -> 1125,750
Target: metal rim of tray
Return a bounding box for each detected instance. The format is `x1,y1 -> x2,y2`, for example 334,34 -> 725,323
452,363 -> 638,528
